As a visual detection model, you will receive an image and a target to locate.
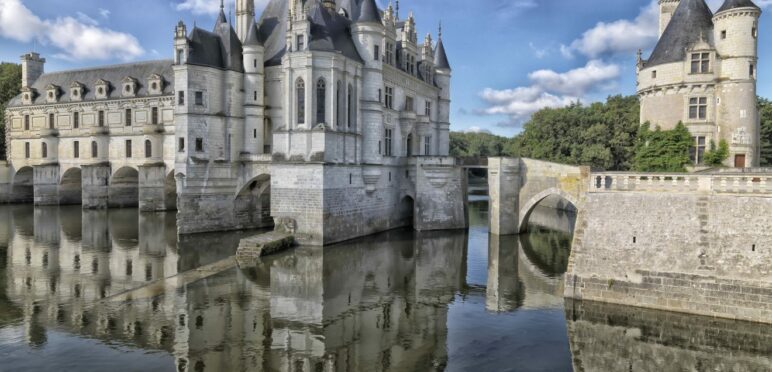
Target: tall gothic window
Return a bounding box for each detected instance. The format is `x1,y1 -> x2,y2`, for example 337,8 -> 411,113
347,84 -> 355,130
145,140 -> 152,158
296,78 -> 305,124
42,143 -> 48,158
316,79 -> 326,124
91,141 -> 98,158
336,81 -> 343,127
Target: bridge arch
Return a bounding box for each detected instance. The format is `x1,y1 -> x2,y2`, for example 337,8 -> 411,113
10,166 -> 34,203
109,166 -> 139,208
234,173 -> 272,228
518,188 -> 579,233
59,167 -> 83,205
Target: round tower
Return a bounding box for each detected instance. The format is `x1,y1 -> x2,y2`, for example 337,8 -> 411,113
243,20 -> 266,155
713,0 -> 761,167
352,0 -> 385,165
434,24 -> 452,156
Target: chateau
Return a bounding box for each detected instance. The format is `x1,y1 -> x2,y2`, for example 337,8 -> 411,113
637,0 -> 761,168
2,0 -> 467,245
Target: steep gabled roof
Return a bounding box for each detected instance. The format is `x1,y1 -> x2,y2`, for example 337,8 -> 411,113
7,60 -> 174,107
716,0 -> 760,13
645,0 -> 714,68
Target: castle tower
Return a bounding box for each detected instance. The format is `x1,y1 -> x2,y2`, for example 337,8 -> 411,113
434,24 -> 452,155
659,0 -> 681,37
352,0 -> 385,165
236,0 -> 255,42
243,20 -> 267,155
713,0 -> 761,167
20,52 -> 45,88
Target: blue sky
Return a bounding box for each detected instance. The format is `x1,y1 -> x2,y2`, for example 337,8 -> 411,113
1,0 -> 771,137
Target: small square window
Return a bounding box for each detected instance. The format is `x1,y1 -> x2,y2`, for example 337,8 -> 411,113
195,138 -> 204,152
178,91 -> 185,105
721,30 -> 726,39
195,92 -> 203,106
652,70 -> 657,79
178,138 -> 185,152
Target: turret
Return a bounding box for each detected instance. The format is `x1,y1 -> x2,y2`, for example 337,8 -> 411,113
434,24 -> 451,155
352,0 -> 385,164
20,52 -> 45,88
659,0 -> 680,37
235,0 -> 255,42
174,21 -> 188,65
713,0 -> 761,167
243,20 -> 267,155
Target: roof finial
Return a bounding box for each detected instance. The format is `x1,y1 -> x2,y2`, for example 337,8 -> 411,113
220,0 -> 224,11
438,20 -> 442,39
396,0 -> 400,20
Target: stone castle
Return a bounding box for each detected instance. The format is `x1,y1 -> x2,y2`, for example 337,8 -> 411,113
2,0 -> 467,245
637,0 -> 761,167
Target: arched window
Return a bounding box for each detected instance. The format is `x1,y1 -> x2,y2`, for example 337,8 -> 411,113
42,143 -> 48,158
296,78 -> 305,124
336,81 -> 343,127
91,141 -> 98,158
347,84 -> 354,130
145,140 -> 152,158
316,79 -> 326,124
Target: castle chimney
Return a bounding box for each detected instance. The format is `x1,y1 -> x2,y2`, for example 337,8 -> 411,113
21,52 -> 45,88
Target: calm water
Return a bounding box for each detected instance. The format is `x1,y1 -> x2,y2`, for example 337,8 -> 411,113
1,201 -> 771,372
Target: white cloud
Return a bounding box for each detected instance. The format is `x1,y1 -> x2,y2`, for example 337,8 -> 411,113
0,0 -> 143,61
563,1 -> 658,59
176,0 -> 271,15
99,8 -> 111,19
478,60 -> 620,125
465,126 -> 492,134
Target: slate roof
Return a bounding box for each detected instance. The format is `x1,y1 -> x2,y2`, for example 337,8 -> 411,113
186,8 -> 244,72
644,0 -> 714,68
259,0 -> 364,66
434,39 -> 451,70
244,19 -> 264,46
716,0 -> 760,13
7,60 -> 174,107
356,0 -> 381,24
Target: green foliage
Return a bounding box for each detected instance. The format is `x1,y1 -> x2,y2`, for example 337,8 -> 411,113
511,95 -> 640,170
759,97 -> 772,166
0,63 -> 22,160
449,131 -> 512,158
703,139 -> 729,167
632,122 -> 692,172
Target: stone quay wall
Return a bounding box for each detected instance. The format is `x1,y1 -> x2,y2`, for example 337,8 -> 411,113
566,171 -> 772,324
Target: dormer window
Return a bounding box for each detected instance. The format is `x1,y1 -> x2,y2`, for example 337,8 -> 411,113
94,79 -> 109,99
690,53 -> 710,74
46,84 -> 60,103
122,77 -> 137,97
70,82 -> 84,101
147,74 -> 163,95
21,87 -> 34,105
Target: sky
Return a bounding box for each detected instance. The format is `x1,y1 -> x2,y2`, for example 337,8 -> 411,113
1,0 -> 771,137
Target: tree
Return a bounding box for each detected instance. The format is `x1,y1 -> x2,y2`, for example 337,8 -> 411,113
0,63 -> 22,160
759,97 -> 772,166
632,122 -> 692,172
703,140 -> 729,167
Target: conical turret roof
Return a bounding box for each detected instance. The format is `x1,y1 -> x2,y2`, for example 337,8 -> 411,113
244,19 -> 263,46
645,0 -> 714,68
434,38 -> 450,70
716,0 -> 760,13
357,0 -> 382,24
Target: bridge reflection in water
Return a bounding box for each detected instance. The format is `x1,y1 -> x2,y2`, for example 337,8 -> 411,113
1,202 -> 771,371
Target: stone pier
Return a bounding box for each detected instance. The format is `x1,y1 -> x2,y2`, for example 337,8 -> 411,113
33,164 -> 59,206
82,164 -> 110,209
488,158 -> 520,235
138,164 -> 169,212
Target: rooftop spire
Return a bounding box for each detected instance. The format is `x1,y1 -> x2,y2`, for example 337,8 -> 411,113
438,20 -> 442,39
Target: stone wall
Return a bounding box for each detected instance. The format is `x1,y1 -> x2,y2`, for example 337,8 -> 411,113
566,172 -> 772,323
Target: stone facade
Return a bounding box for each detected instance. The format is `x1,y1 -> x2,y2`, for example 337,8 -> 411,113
2,0 -> 463,245
638,0 -> 761,167
566,172 -> 772,323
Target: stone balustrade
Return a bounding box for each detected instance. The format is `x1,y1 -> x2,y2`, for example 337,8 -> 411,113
589,172 -> 772,195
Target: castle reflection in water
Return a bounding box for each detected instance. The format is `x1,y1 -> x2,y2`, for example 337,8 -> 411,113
1,204 -> 771,372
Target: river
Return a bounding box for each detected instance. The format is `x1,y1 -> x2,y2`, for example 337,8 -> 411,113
0,200 -> 770,371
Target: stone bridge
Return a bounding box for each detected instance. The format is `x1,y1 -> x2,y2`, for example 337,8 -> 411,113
487,157 -> 589,235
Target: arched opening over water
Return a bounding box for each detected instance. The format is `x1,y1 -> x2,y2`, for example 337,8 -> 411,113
519,189 -> 578,235
398,196 -> 415,228
109,167 -> 139,208
164,171 -> 177,211
59,168 -> 82,205
234,174 -> 272,228
11,167 -> 34,204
